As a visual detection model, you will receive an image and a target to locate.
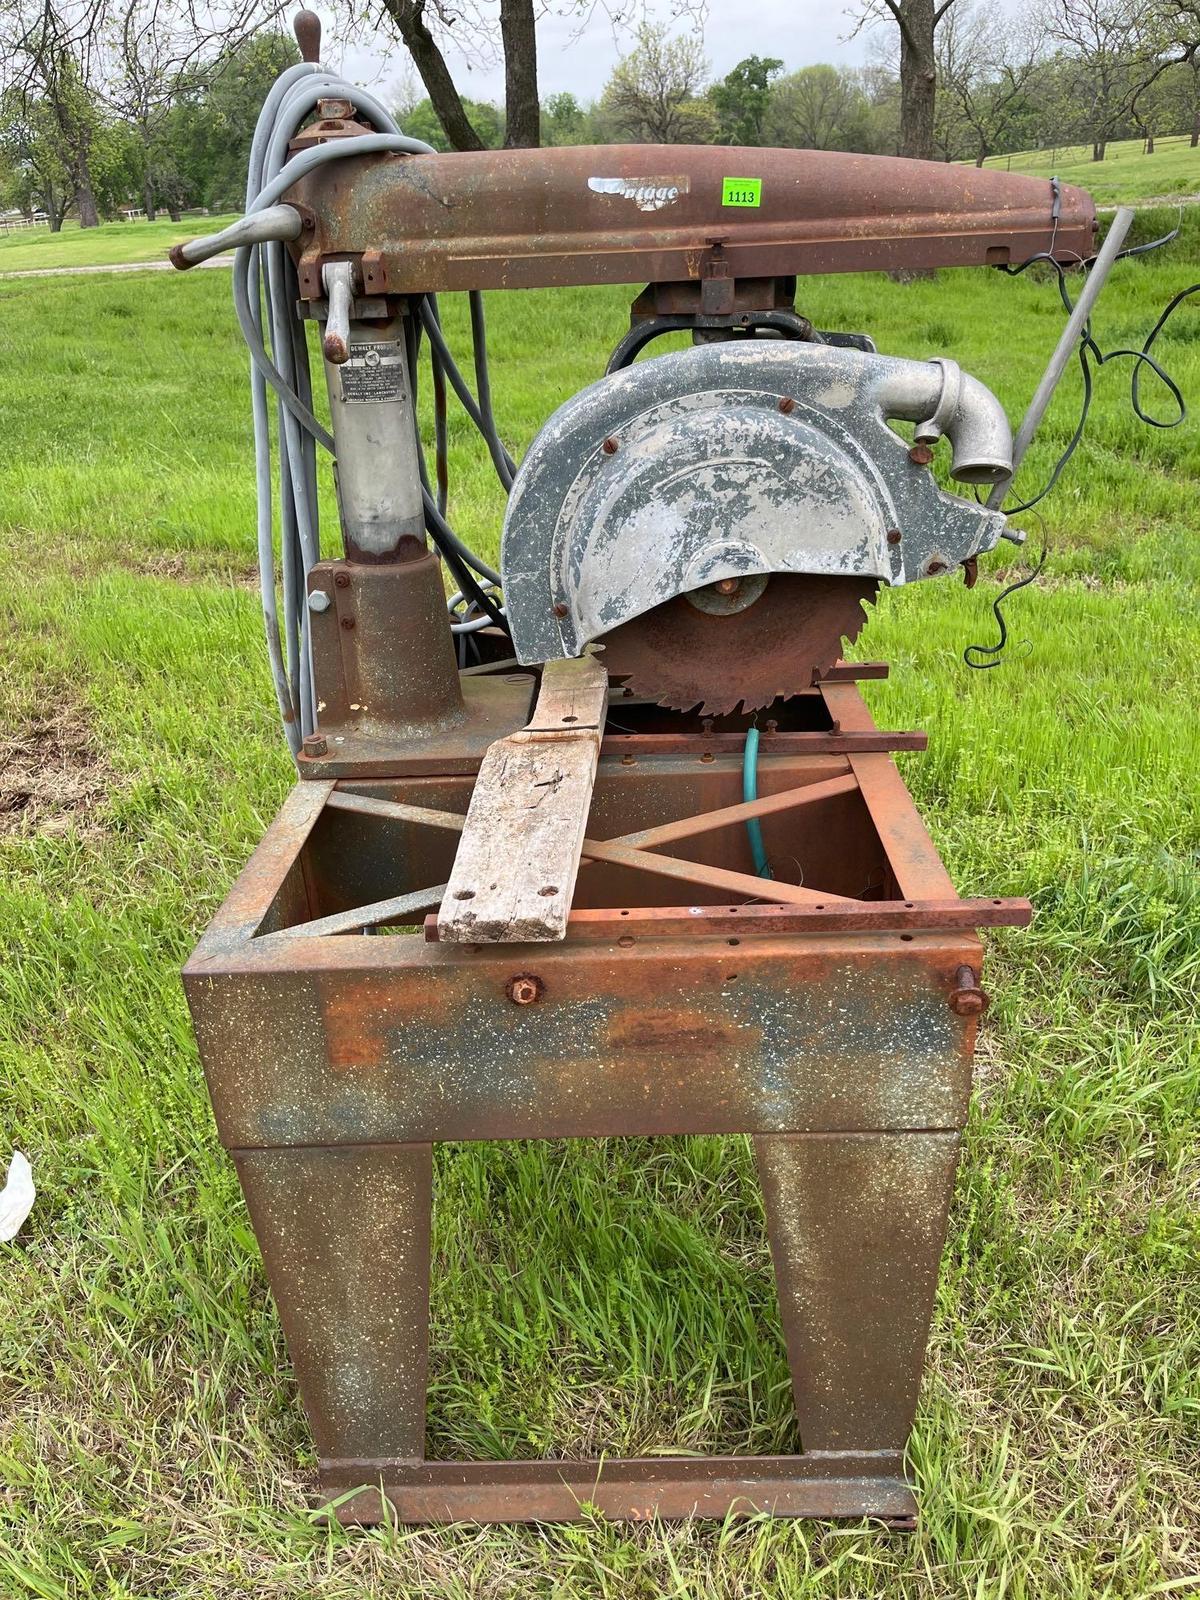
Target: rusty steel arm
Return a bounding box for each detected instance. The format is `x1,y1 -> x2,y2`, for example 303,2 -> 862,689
286,145 -> 1097,298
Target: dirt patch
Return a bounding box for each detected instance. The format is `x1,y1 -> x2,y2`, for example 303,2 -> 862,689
131,551 -> 259,590
0,707 -> 114,838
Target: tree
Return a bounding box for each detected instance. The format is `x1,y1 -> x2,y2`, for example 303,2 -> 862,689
598,21 -> 713,143
936,3 -> 1047,165
850,0 -> 963,159
1048,0 -> 1154,160
710,55 -> 783,144
0,89 -> 71,225
102,0 -> 269,222
377,0 -> 538,149
858,61 -> 903,151
1129,1 -> 1200,138
542,90 -> 586,145
168,31 -> 299,212
398,94 -> 504,150
1,3 -> 105,224
766,64 -> 873,149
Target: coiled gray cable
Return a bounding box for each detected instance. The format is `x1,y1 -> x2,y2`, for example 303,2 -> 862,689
228,59 -> 511,754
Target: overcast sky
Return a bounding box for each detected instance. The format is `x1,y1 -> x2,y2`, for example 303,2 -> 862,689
339,2 -> 895,107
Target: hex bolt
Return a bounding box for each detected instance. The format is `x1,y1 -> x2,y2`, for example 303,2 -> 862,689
302,734 -> 328,757
307,589 -> 332,613
778,396 -> 796,414
949,964 -> 989,1017
506,973 -> 544,1005
334,571 -> 351,589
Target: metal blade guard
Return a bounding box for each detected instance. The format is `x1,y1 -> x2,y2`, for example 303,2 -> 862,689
501,341 -> 1011,691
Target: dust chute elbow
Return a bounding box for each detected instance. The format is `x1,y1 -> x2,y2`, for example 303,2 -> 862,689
878,357 -> 1013,487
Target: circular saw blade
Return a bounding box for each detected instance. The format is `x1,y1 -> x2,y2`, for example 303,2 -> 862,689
599,574 -> 877,716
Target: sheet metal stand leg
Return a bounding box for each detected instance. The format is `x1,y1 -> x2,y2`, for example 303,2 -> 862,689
235,1143 -> 433,1462
756,1133 -> 960,1467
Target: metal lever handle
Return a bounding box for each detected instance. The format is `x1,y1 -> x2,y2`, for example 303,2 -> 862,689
169,204 -> 302,270
322,260 -> 354,364
293,8 -> 321,63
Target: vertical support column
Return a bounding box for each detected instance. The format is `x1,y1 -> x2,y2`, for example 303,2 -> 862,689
234,1142 -> 433,1463
755,1131 -> 960,1453
322,305 -> 427,564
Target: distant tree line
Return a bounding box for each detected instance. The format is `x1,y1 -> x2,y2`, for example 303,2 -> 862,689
0,0 -> 298,229
2,0 -> 1197,230
403,3 -> 1200,166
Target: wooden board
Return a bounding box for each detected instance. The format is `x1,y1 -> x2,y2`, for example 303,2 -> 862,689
436,656 -> 609,943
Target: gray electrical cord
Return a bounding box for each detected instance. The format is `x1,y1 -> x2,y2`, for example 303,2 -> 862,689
211,57 -> 513,753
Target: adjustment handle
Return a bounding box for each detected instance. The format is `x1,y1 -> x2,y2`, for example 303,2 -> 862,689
294,8 -> 321,63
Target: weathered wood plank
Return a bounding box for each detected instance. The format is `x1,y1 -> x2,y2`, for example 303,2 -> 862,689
526,653 -> 610,732
437,657 -> 609,943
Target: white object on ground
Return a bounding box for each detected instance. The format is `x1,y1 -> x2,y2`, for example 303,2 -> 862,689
0,1151 -> 35,1241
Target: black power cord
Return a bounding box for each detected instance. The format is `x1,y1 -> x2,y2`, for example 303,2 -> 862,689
995,211 -> 1197,515
964,211 -> 1197,668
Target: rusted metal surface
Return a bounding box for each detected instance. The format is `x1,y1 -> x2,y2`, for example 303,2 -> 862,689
184,683 -> 1010,1525
301,557 -> 533,777
949,963 -> 990,1016
757,1132 -> 960,1450
293,7 -> 321,63
187,932 -> 980,1147
600,730 -> 928,756
543,899 -> 1032,942
320,1453 -> 915,1525
288,145 -> 1096,297
237,1142 -> 432,1459
600,576 -> 877,713
302,550 -> 536,777
308,554 -> 466,735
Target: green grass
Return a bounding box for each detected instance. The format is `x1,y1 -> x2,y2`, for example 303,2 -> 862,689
980,133 -> 1200,205
0,214 -> 241,273
0,207 -> 1198,1596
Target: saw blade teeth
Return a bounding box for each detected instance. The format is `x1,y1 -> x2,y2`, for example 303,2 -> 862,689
597,574 -> 877,716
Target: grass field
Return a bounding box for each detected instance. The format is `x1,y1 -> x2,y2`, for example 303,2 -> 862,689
981,132 -> 1200,204
0,215 -> 240,273
0,204 -> 1198,1597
